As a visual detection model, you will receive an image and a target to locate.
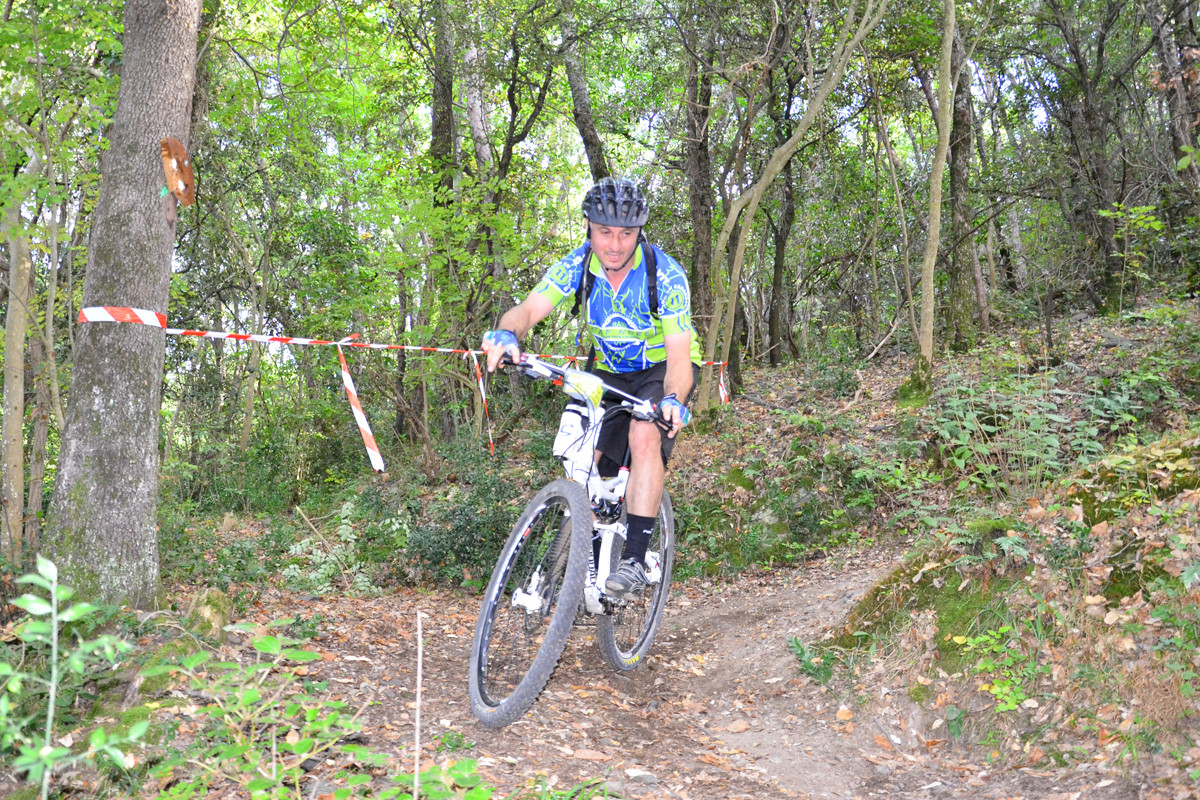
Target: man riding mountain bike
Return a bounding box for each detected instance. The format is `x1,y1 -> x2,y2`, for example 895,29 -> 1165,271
481,177 -> 701,600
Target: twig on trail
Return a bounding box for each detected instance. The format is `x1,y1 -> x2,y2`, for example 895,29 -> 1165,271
742,394 -> 793,412
295,505 -> 354,589
838,378 -> 865,412
296,505 -> 326,538
865,311 -> 903,361
414,611 -> 426,798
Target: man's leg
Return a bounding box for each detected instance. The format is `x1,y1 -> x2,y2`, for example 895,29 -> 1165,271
604,419 -> 664,598
599,362 -> 697,598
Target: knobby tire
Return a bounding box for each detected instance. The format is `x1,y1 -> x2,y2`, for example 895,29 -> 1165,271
469,478 -> 591,727
596,490 -> 675,671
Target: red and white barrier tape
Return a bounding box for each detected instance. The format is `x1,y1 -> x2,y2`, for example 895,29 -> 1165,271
336,344 -> 386,472
80,306 -> 168,328
78,306 -> 728,471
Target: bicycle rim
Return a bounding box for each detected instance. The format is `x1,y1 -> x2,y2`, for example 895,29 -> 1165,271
469,479 -> 590,726
596,491 -> 675,671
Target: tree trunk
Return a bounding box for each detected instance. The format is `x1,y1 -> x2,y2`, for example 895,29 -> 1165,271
461,27 -> 505,323
912,0 -> 956,390
1042,0 -> 1121,306
869,63 -> 918,343
46,0 -> 202,606
767,76 -> 797,368
1145,0 -> 1200,191
394,270 -> 410,440
1,158 -> 38,562
25,296 -> 53,553
431,0 -> 455,198
948,28 -> 974,352
463,39 -> 494,182
686,51 -> 715,341
768,174 -> 795,367
561,1 -> 609,182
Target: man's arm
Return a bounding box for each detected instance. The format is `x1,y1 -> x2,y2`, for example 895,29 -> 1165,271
660,332 -> 694,435
482,292 -> 555,372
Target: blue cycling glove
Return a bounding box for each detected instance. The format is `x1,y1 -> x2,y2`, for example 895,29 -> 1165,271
659,394 -> 692,427
483,329 -> 519,355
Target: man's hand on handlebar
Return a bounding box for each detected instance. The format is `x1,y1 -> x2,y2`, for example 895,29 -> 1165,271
482,330 -> 520,373
658,393 -> 692,439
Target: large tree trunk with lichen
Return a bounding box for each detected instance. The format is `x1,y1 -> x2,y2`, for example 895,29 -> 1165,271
45,0 -> 201,606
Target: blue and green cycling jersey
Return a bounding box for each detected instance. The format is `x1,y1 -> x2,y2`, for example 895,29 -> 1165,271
532,241 -> 702,373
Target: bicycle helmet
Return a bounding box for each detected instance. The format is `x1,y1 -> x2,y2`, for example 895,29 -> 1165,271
581,177 -> 649,227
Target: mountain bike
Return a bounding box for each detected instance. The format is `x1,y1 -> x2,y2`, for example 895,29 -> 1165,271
468,354 -> 677,728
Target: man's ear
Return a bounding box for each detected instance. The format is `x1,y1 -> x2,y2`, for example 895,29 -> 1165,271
584,220 -> 592,241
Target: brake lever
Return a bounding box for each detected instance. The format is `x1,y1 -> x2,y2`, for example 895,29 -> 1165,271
501,353 -> 559,381
629,399 -> 672,432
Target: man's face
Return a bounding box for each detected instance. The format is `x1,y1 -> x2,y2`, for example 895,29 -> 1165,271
589,223 -> 641,271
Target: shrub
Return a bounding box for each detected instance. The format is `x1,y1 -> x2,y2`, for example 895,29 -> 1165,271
405,440 -> 529,586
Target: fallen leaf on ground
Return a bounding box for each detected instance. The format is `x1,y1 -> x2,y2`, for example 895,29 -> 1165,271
695,753 -> 731,769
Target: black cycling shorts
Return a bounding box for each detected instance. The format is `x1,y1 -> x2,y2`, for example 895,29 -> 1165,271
591,360 -> 701,475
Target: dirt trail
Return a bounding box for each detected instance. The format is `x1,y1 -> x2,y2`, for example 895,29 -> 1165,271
267,544 -> 1142,800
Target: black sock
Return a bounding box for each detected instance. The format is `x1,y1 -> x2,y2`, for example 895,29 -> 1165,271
622,514 -> 656,563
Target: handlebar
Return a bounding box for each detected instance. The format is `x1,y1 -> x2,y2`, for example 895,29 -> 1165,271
500,353 -> 674,430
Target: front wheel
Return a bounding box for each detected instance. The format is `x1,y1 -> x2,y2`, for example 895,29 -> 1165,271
596,490 -> 675,671
468,479 -> 591,727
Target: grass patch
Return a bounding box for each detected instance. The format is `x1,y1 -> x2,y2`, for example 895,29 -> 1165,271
828,549 -> 1018,673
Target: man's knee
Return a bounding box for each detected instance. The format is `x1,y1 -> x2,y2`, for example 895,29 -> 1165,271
628,420 -> 661,457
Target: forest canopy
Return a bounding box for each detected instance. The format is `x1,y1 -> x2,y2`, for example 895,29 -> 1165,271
1,0 -> 1197,582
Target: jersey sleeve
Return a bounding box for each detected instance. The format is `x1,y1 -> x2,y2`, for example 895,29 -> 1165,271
531,243 -> 588,309
655,251 -> 695,338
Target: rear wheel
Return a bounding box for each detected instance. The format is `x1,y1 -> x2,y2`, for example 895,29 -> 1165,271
469,479 -> 591,727
596,490 -> 675,671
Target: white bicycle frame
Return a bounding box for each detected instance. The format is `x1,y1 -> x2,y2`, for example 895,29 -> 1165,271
514,355 -> 666,616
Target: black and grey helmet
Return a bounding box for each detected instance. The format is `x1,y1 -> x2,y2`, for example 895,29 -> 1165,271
582,177 -> 649,227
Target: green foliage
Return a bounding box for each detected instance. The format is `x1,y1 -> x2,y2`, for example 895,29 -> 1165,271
828,553 -> 1016,674
436,730 -> 474,754
1144,578 -> 1200,700
897,357 -> 933,409
927,343 -> 1194,501
353,486 -> 414,566
949,517 -> 1030,568
139,623 -> 533,798
787,638 -> 834,684
0,557 -> 143,798
814,365 -> 860,398
282,501 -> 383,596
931,372 -> 1072,496
676,415 -> 940,577
1066,437 -> 1200,524
405,440 -> 527,586
956,626 -> 1048,712
158,503 -> 296,610
943,706 -> 965,739
141,620 -> 382,798
1097,204 -> 1164,314
395,760 -> 492,799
